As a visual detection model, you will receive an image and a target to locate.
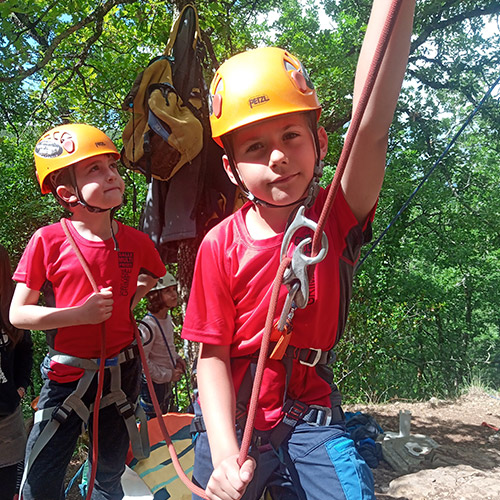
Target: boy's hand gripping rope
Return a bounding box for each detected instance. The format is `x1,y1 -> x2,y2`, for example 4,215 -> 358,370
237,0 -> 405,468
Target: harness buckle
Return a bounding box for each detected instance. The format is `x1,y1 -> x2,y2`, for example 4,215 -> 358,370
280,206 -> 329,309
117,401 -> 135,420
284,400 -> 309,422
52,405 -> 72,424
305,405 -> 332,426
299,348 -> 322,367
190,415 -> 206,434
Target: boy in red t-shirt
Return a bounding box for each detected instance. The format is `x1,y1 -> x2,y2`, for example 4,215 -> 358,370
182,2 -> 416,499
10,123 -> 165,499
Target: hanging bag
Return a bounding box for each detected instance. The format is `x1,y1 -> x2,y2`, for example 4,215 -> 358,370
121,5 -> 203,182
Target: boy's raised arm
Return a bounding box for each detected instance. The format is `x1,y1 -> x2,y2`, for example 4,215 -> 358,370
341,0 -> 416,223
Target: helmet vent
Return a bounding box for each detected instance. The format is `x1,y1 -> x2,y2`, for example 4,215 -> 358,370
291,70 -> 308,93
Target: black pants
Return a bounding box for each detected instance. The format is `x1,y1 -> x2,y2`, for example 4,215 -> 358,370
23,356 -> 141,500
139,375 -> 173,419
0,463 -> 18,500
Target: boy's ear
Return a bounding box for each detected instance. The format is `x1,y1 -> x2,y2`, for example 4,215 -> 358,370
55,185 -> 78,204
317,126 -> 329,160
222,155 -> 240,187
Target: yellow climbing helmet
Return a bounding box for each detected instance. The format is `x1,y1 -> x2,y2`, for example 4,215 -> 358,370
209,47 -> 321,147
34,123 -> 120,194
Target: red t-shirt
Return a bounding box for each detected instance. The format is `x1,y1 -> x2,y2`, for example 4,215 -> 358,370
13,219 -> 165,383
182,187 -> 375,430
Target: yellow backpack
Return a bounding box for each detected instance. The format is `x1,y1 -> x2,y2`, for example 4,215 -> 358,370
121,5 -> 203,182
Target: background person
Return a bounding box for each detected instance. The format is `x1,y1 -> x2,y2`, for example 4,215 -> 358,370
0,244 -> 33,500
139,271 -> 186,418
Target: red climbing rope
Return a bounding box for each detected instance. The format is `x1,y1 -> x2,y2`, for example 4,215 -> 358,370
134,325 -> 209,498
61,218 -> 208,498
61,219 -> 106,500
312,0 -> 404,256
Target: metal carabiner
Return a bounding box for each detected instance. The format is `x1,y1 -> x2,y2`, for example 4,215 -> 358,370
280,206 -> 329,309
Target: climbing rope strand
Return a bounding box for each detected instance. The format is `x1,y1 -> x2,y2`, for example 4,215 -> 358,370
312,0 -> 404,256
134,325 -> 209,498
238,256 -> 291,466
238,0 -> 406,471
61,219 -> 105,500
357,71 -> 500,270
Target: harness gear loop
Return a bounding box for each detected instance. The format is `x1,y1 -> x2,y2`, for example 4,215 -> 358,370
277,281 -> 299,332
280,206 -> 328,309
270,282 -> 298,361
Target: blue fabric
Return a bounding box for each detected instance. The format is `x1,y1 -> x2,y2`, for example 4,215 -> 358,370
324,435 -> 375,500
344,412 -> 384,468
191,402 -> 375,500
23,356 -> 141,500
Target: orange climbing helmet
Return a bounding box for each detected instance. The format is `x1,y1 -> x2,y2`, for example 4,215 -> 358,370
209,47 -> 321,146
34,123 -> 120,194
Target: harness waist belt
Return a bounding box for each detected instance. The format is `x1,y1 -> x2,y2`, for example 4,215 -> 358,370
190,402 -> 343,435
249,345 -> 334,367
48,343 -> 139,371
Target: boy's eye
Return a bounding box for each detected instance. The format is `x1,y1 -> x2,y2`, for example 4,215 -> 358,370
246,142 -> 263,153
284,131 -> 300,141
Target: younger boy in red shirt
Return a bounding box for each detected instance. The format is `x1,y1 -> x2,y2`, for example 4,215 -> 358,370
10,123 -> 165,499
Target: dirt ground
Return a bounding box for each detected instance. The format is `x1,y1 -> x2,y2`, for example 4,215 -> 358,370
63,390 -> 500,499
346,390 -> 500,500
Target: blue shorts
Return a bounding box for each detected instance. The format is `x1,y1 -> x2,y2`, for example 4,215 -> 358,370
191,404 -> 375,500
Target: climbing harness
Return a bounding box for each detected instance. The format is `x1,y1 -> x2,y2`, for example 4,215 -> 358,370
20,344 -> 150,495
357,71 -> 500,270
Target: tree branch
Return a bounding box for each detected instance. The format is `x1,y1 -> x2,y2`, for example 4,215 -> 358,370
0,0 -> 136,84
411,2 -> 500,54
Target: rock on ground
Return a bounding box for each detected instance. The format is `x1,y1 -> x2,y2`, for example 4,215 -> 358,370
346,390 -> 500,500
